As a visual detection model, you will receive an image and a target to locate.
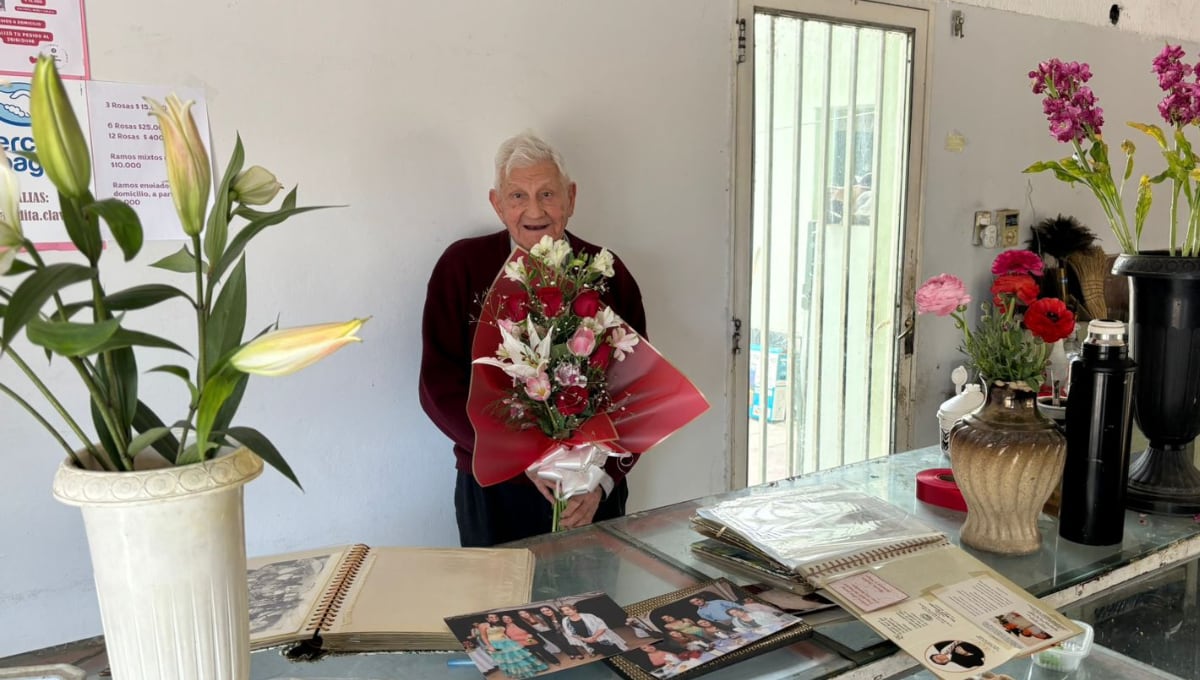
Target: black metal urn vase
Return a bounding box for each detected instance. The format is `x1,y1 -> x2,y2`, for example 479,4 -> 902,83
1113,253 -> 1200,515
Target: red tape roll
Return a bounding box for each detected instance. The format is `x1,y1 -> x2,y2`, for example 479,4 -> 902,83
916,468 -> 967,512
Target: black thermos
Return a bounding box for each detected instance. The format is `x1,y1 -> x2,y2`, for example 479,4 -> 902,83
1058,320 -> 1137,545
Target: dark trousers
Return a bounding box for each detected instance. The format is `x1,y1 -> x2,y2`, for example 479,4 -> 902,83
455,472 -> 629,547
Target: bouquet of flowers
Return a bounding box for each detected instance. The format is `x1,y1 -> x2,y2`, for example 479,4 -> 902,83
1025,45 -> 1200,255
468,235 -> 707,530
916,250 -> 1076,388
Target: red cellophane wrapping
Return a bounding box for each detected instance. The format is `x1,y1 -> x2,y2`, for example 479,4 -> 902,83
467,249 -> 709,486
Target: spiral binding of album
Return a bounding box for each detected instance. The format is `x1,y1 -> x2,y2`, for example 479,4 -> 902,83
304,543 -> 371,634
801,536 -> 951,587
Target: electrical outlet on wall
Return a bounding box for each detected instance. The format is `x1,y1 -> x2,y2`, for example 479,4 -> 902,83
972,210 -> 994,247
996,209 -> 1020,247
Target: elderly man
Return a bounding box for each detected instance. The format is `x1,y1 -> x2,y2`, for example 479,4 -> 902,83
419,132 -> 647,547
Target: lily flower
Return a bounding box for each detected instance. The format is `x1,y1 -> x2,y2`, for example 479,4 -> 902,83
146,94 -> 211,236
230,318 -> 367,377
0,150 -> 23,247
474,318 -> 552,380
232,165 -> 283,205
30,55 -> 90,199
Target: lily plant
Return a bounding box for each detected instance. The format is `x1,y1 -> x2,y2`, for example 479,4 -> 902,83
0,55 -> 366,486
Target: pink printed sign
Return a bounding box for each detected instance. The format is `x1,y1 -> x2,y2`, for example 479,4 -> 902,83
0,0 -> 88,79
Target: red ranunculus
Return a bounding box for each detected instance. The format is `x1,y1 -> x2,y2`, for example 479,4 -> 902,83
537,286 -> 564,317
1024,297 -> 1076,343
502,291 -> 529,322
554,386 -> 590,416
992,249 -> 1045,277
590,342 -> 613,370
991,274 -> 1040,307
572,289 -> 602,318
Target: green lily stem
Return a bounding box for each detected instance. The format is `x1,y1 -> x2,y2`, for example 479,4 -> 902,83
192,234 -> 208,385
4,349 -> 101,465
551,481 -> 567,532
0,381 -> 81,466
1170,181 -> 1181,257
90,278 -> 129,460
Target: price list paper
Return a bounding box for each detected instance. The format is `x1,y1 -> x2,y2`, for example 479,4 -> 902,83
85,79 -> 211,241
0,0 -> 89,79
0,75 -> 86,245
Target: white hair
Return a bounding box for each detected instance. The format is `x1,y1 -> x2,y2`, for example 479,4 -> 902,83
493,131 -> 571,190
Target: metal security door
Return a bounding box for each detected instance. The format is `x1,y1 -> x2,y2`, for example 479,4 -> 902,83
733,1 -> 928,484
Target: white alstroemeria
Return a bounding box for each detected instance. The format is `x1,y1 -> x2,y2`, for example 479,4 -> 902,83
578,306 -> 621,336
590,249 -> 615,277
530,234 -> 570,269
553,362 -> 587,387
608,326 -> 640,361
0,151 -> 23,247
504,256 -> 528,282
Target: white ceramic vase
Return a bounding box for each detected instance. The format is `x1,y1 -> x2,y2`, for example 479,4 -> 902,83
52,446 -> 263,680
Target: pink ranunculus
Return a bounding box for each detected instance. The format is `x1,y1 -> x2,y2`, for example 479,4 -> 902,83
915,274 -> 970,316
524,373 -> 552,401
992,249 -> 1045,277
566,327 -> 596,357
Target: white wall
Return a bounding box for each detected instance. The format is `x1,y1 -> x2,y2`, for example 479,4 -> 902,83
3,0 -> 1194,657
0,0 -> 735,655
912,1 -> 1200,443
955,0 -> 1200,42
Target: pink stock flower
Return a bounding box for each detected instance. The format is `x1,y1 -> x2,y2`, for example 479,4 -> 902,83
1029,58 -> 1104,142
566,327 -> 596,357
1152,45 -> 1200,126
991,249 -> 1045,277
915,274 -> 970,316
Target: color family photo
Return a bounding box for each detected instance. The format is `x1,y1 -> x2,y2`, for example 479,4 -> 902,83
445,592 -> 654,678
622,581 -> 804,678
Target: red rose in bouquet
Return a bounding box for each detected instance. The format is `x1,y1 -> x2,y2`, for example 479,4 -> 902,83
469,236 -> 709,529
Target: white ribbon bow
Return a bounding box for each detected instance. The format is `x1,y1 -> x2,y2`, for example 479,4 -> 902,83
526,443 -> 628,500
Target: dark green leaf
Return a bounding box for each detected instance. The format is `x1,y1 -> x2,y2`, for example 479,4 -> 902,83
13,149 -> 39,165
59,192 -> 102,264
85,198 -> 143,261
149,363 -> 199,403
26,316 -> 120,355
211,373 -> 248,433
189,370 -> 239,465
5,259 -> 34,275
224,425 -> 301,489
2,263 -> 94,346
133,400 -> 179,464
105,283 -> 193,310
211,205 -> 332,283
232,205 -> 273,221
126,427 -> 172,458
281,185 -> 297,211
150,245 -> 200,274
108,345 -> 138,434
204,136 -> 245,268
89,400 -> 124,471
91,328 -> 189,355
206,257 -> 247,369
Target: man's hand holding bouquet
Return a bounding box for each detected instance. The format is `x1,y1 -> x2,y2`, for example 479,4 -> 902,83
468,236 -> 707,531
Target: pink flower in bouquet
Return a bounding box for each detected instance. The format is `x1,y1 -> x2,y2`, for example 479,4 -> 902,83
991,249 -> 1044,276
915,274 -> 970,316
536,286 -> 564,317
503,291 -> 529,322
572,289 -> 602,318
554,386 -> 590,416
567,327 -> 596,356
553,362 -> 587,387
524,373 -> 552,401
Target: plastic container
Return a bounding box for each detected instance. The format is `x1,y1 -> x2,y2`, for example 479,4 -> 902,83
1032,620 -> 1094,672
937,366 -> 984,457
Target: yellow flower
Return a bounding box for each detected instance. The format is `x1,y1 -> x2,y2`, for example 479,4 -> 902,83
232,165 -> 283,205
230,319 -> 367,377
145,94 -> 211,236
30,55 -> 90,199
0,150 -> 23,247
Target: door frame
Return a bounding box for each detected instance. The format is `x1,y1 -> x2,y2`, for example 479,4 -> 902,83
729,0 -> 931,488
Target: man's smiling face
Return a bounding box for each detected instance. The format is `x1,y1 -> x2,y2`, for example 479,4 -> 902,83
489,160 -> 576,251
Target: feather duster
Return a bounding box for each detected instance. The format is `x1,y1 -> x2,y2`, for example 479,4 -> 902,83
1026,214 -> 1098,260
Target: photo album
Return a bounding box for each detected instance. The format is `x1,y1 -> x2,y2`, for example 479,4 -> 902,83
246,544 -> 535,652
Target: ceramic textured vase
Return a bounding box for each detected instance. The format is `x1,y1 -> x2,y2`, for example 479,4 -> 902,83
948,381 -> 1067,555
52,446 -> 263,680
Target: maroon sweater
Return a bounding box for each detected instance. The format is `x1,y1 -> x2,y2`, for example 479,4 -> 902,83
418,230 -> 648,485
